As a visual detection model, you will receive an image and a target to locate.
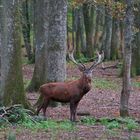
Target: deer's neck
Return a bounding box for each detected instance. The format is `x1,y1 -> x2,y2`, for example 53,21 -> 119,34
78,75 -> 91,94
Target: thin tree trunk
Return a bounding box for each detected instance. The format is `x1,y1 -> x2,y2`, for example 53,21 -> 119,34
83,4 -> 96,58
98,6 -> 106,51
72,8 -> 76,53
21,0 -> 32,61
120,22 -> 125,58
94,6 -> 101,50
132,32 -> 140,76
131,3 -> 140,76
79,6 -> 86,55
104,8 -> 112,60
75,8 -> 81,58
75,6 -> 87,58
111,18 -> 121,60
0,0 -> 2,105
120,0 -> 134,117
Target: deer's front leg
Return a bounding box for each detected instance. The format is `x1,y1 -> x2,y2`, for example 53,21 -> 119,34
70,101 -> 78,122
73,102 -> 78,122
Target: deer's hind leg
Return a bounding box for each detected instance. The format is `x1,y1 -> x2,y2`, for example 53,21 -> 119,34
36,103 -> 43,115
42,98 -> 50,117
36,97 -> 49,117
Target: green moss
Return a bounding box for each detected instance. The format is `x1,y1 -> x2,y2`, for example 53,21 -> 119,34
3,1 -> 31,109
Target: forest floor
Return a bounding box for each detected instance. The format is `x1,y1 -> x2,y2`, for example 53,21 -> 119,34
1,61 -> 140,140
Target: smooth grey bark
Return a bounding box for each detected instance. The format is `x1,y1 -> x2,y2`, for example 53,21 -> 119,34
1,0 -> 30,108
104,8 -> 112,60
27,0 -> 46,92
120,0 -> 134,117
44,0 -> 67,83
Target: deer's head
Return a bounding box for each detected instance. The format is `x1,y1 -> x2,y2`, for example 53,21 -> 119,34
68,50 -> 104,81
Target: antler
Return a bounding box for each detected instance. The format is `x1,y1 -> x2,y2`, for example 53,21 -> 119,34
88,51 -> 104,71
68,50 -> 86,71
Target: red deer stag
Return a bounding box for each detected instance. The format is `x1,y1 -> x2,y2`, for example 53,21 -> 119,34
35,51 -> 104,122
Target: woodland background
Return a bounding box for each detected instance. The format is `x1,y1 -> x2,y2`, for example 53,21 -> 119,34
0,0 -> 140,139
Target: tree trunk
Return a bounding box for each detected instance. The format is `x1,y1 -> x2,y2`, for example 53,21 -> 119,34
120,22 -> 125,58
111,18 -> 121,60
104,8 -> 112,60
132,32 -> 140,76
1,0 -> 30,108
83,4 -> 96,58
0,0 -> 2,106
72,8 -> 76,53
27,0 -> 46,92
75,7 -> 82,58
45,0 -> 67,83
132,3 -> 140,76
21,0 -> 32,61
94,6 -> 101,50
79,6 -> 86,55
120,0 -> 134,117
98,6 -> 106,50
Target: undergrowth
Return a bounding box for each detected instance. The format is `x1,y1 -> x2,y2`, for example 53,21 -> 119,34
20,118 -> 75,131
92,78 -> 119,90
0,105 -> 75,132
80,116 -> 139,131
1,105 -> 139,139
132,81 -> 140,88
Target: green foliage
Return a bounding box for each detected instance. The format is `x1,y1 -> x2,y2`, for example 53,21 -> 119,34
21,119 -> 75,131
80,117 -> 139,131
93,78 -> 119,90
7,132 -> 16,140
0,105 -> 75,132
132,81 -> 140,88
0,105 -> 34,127
130,136 -> 140,140
113,117 -> 139,131
100,117 -> 110,125
80,117 -> 96,125
76,54 -> 89,63
23,79 -> 31,89
125,118 -> 139,131
100,118 -> 120,129
106,121 -> 120,129
1,104 -> 139,135
22,56 -> 34,65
